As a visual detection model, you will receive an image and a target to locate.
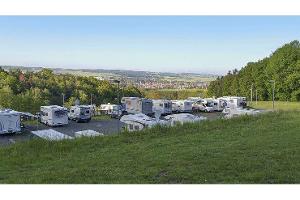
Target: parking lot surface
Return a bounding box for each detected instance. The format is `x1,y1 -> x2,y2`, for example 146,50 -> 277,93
0,118 -> 124,146
0,112 -> 224,147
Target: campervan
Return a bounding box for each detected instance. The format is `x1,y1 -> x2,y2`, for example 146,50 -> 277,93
152,99 -> 172,115
172,100 -> 193,113
120,113 -> 167,132
0,109 -> 21,134
121,97 -> 154,116
68,105 -> 92,122
40,105 -> 68,126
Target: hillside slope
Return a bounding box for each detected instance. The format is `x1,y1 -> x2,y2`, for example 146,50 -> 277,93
208,40 -> 300,101
0,111 -> 300,183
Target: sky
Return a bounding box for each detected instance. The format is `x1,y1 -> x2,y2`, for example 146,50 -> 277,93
0,16 -> 299,75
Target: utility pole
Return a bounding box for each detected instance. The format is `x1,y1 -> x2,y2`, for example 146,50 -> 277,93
250,84 -> 253,106
255,89 -> 258,105
90,94 -> 93,105
113,80 -> 121,133
113,80 -> 121,104
270,80 -> 275,110
62,93 -> 65,107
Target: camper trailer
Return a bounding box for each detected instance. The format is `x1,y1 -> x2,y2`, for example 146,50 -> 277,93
40,105 -> 68,126
0,109 -> 21,134
121,97 -> 154,116
68,105 -> 92,122
171,100 -> 193,113
152,99 -> 172,115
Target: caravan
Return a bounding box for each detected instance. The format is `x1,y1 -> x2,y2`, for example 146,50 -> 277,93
0,109 -> 21,134
121,97 -> 154,116
152,99 -> 172,115
40,105 -> 68,126
68,105 -> 92,122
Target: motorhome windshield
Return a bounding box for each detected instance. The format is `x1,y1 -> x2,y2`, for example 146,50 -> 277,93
54,110 -> 67,117
80,108 -> 90,115
207,102 -> 214,107
164,103 -> 171,108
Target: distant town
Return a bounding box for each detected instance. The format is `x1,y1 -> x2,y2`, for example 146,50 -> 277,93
1,66 -> 217,90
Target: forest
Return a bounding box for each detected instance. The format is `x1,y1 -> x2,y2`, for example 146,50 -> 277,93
0,68 -> 142,113
208,40 -> 300,101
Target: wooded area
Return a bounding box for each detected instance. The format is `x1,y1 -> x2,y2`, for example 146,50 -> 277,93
208,40 -> 300,101
0,68 -> 142,113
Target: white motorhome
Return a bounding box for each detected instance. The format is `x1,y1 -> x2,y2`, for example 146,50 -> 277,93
100,103 -> 122,118
121,97 -> 154,116
171,100 -> 193,113
220,96 -> 247,108
40,105 -> 68,126
212,98 -> 226,111
192,100 -> 214,112
223,107 -> 262,119
152,99 -> 172,115
120,113 -> 168,132
187,97 -> 203,103
164,113 -> 207,126
0,109 -> 21,134
68,105 -> 92,122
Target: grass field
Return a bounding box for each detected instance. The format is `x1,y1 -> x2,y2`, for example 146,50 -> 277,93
250,101 -> 300,111
0,111 -> 300,183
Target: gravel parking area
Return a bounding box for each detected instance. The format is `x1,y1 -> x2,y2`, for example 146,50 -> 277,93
0,118 -> 124,146
0,112 -> 223,147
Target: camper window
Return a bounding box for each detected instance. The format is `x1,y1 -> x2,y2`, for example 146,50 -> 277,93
129,124 -> 134,130
159,103 -> 163,107
42,111 -> 48,116
134,125 -> 139,130
85,110 -> 90,114
71,110 -> 74,113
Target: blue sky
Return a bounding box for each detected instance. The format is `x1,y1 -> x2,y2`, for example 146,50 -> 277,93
0,16 -> 299,75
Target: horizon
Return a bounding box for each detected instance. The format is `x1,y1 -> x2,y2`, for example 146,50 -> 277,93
0,16 -> 299,75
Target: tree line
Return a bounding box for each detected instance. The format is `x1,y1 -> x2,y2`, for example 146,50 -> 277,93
0,68 -> 142,113
208,40 -> 300,101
